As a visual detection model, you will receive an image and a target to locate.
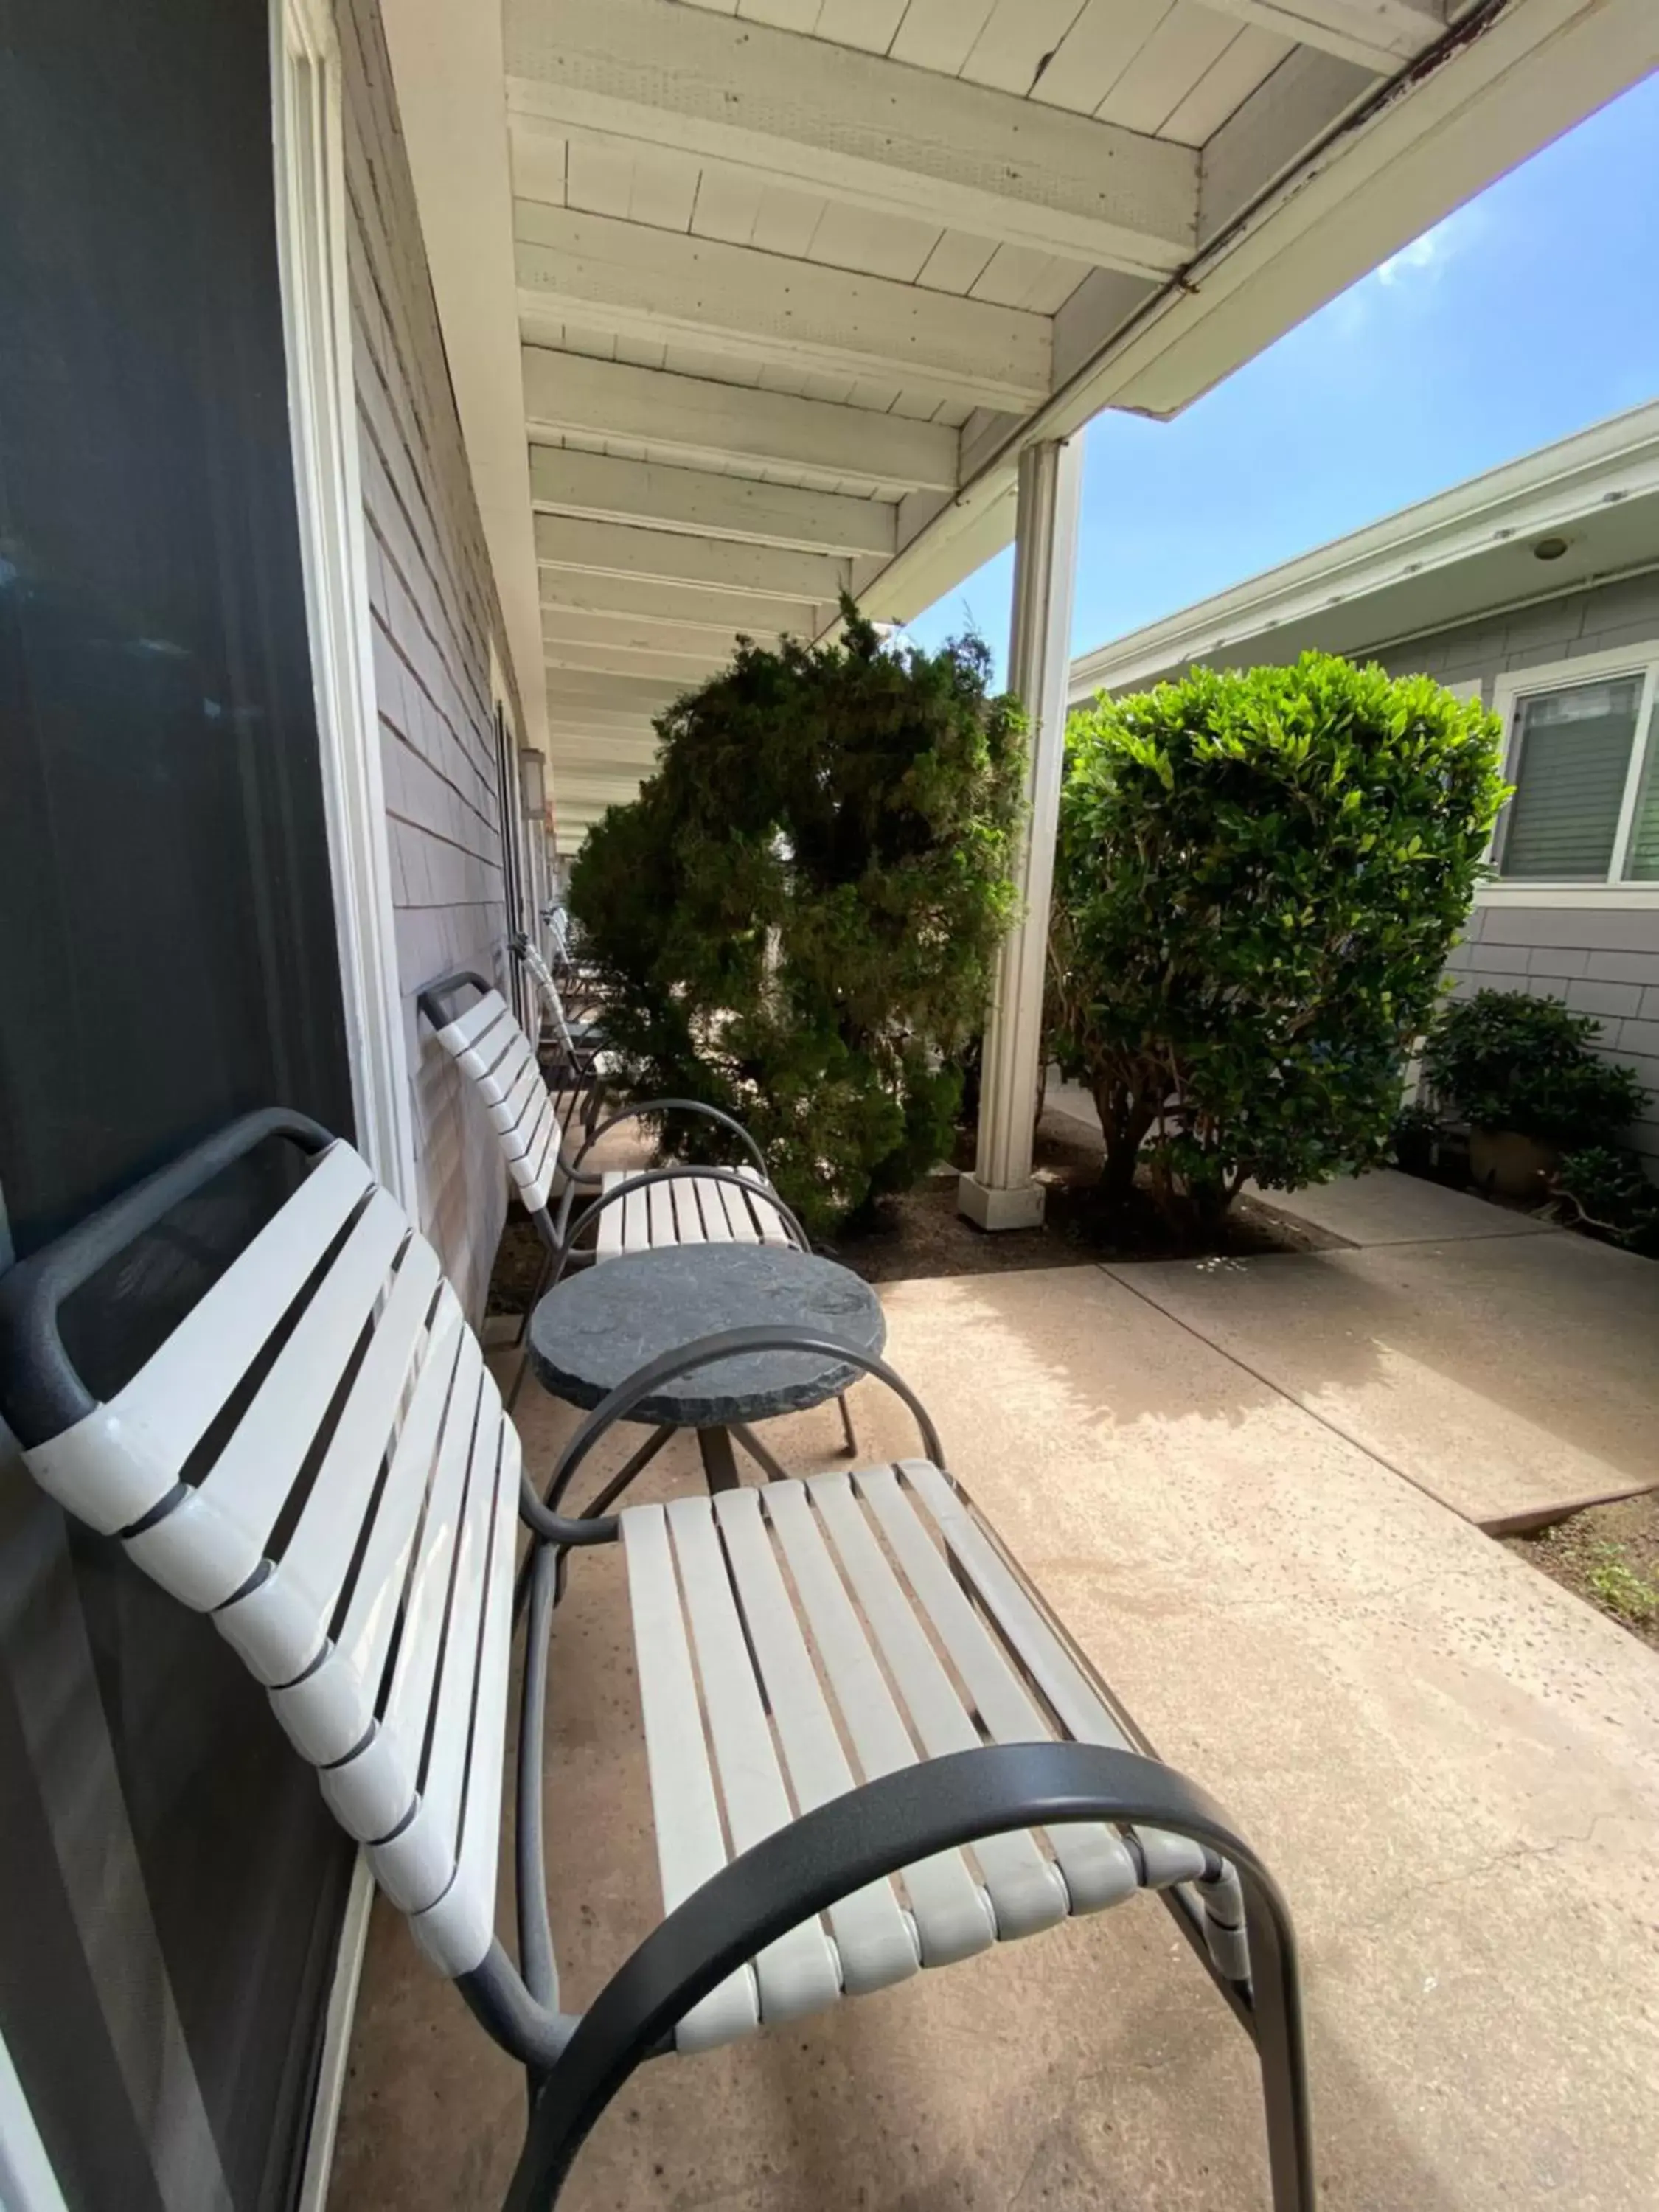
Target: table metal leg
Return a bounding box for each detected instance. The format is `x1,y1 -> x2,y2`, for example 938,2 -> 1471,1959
730,1423 -> 789,1482
697,1425 -> 742,1493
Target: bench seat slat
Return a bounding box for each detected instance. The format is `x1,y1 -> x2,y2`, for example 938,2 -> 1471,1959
622,1503 -> 760,2052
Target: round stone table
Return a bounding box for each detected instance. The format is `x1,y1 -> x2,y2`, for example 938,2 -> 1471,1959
526,1242 -> 885,1490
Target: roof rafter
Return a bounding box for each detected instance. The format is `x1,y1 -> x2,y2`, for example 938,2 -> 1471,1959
1198,0 -> 1446,74
521,347 -> 959,495
504,0 -> 1197,277
516,203 -> 1050,412
530,445 -> 896,557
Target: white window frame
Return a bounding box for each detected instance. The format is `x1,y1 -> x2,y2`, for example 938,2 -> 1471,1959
272,0 -> 417,1203
1481,641 -> 1659,910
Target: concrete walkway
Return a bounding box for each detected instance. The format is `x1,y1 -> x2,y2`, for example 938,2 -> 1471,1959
1183,1168 -> 1659,1528
331,1240 -> 1659,2212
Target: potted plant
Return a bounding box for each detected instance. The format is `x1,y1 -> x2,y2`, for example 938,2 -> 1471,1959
1422,990 -> 1649,1200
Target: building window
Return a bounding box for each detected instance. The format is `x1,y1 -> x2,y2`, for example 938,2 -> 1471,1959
1493,647 -> 1659,886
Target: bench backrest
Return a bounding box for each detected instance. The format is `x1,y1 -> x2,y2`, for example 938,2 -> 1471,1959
0,1113 -> 518,1980
515,934 -> 578,1060
424,979 -> 568,1224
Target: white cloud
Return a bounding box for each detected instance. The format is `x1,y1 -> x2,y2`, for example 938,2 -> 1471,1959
1374,206 -> 1484,290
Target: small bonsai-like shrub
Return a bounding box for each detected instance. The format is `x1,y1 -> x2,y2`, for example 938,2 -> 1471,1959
1422,990 -> 1648,1145
1049,654 -> 1506,1227
568,604 -> 1026,1234
1553,1145 -> 1659,1256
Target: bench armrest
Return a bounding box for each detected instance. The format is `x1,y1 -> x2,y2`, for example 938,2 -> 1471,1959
506,1740 -> 1307,2212
571,1099 -> 768,1178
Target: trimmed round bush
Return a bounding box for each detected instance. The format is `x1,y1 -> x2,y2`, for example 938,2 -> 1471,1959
1423,989 -> 1649,1144
568,607 -> 1026,1235
1050,653 -> 1507,1226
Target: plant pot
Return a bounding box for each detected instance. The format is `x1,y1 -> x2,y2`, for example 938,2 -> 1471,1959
1468,1126 -> 1559,1202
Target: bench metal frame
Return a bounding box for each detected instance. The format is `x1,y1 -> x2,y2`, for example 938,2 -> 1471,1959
0,1116 -> 1315,2212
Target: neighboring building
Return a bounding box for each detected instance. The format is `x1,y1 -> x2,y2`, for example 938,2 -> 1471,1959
1069,406 -> 1659,1168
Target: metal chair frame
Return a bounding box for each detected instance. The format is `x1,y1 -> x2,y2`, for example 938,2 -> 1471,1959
0,1114 -> 1315,2212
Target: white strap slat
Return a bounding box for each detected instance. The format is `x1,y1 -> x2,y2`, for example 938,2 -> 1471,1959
664,1498 -> 842,2023
715,1173 -> 761,1245
376,1330 -> 487,1796
646,1177 -> 680,1251
737,1164 -> 790,1246
456,1012 -> 521,1091
618,1177 -> 651,1254
855,1467 -> 1138,1915
518,1101 -> 563,1211
489,1054 -> 543,1147
503,1086 -> 553,1172
414,1369 -> 508,1857
474,1030 -> 537,1112
32,1143 -> 376,1538
760,1481 -> 993,1965
276,1289 -> 468,1786
438,990 -> 509,1055
686,1175 -> 732,1243
807,1474 -> 1066,1941
321,1294 -> 469,1745
667,1175 -> 705,1245
712,1489 -> 919,1994
411,1418 -> 520,1978
622,1506 -> 759,2052
596,1172 -> 627,1258
218,1237 -> 445,1686
127,1190 -> 410,1610
899,1460 -> 1207,1892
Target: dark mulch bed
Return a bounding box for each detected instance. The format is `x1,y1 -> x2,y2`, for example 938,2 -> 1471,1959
822,1110 -> 1339,1283
1505,1491 -> 1659,1652
488,1105 -> 1335,1310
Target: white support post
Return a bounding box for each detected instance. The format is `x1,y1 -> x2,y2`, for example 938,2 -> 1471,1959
958,438 -> 1083,1231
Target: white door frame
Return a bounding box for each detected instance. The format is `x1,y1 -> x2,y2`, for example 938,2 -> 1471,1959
273,0 -> 417,1206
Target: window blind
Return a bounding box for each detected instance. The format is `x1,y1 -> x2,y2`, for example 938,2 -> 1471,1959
1499,678 -> 1641,880
1628,702 -> 1659,880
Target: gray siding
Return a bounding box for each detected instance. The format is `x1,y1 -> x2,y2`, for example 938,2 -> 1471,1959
341,0 -> 518,1320
1370,571 -> 1659,699
1374,577 -> 1659,1170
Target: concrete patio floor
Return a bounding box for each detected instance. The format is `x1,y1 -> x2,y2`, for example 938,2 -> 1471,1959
330,1208 -> 1659,2212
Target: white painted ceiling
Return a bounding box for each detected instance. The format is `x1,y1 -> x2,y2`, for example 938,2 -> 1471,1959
417,0 -> 1657,849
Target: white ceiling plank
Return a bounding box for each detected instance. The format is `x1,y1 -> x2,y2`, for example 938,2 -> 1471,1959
514,202 -> 1052,411
1029,0 -> 1175,117
521,347 -> 959,492
509,119 -> 568,205
540,566 -> 829,636
529,445 -> 898,557
546,638 -> 729,683
535,513 -> 850,602
688,165 -> 768,245
888,0 -> 1000,75
812,0 -> 911,52
960,1 -> 1096,97
504,0 -> 1197,276
1159,22 -> 1293,147
1197,0 -> 1444,73
1097,5 -> 1243,136
915,228 -> 998,297
564,133 -> 636,216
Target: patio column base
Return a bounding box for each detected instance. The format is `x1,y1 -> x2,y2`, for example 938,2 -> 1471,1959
956,1172 -> 1045,1232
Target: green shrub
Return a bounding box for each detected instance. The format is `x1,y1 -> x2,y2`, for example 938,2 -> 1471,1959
1050,654 -> 1506,1226
568,604 -> 1026,1234
1553,1145 -> 1659,1256
1422,990 -> 1648,1144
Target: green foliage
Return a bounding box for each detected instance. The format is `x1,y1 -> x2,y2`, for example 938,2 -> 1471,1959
1553,1145 -> 1659,1256
1050,653 -> 1507,1226
568,602 -> 1026,1233
1423,990 -> 1649,1144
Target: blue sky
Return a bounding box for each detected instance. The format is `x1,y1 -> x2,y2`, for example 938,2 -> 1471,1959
901,69 -> 1659,684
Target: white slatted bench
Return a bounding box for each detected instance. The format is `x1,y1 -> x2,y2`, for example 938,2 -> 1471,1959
417,968 -> 799,1275
0,1113 -> 1314,2212
509,932 -> 612,1133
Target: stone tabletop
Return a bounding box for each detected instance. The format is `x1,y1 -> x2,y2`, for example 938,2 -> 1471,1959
526,1242 -> 886,1424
